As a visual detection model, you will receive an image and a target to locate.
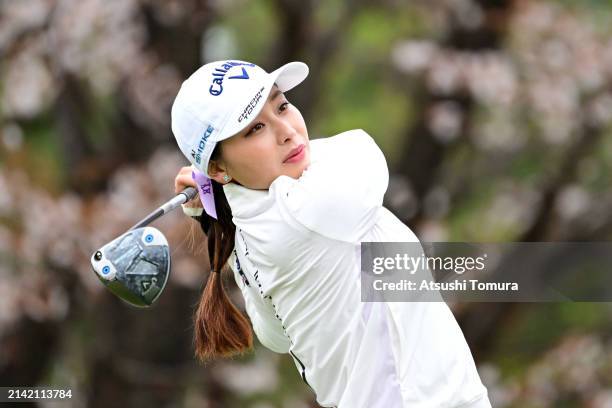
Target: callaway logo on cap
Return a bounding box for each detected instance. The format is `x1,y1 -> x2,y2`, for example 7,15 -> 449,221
171,60 -> 309,178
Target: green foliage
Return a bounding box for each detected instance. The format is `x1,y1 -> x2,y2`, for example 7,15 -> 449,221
492,303 -> 611,376
313,60 -> 412,162
86,93 -> 117,151
219,0 -> 279,63
19,114 -> 64,194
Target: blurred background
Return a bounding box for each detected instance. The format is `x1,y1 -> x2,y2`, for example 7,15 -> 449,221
1,0 -> 612,407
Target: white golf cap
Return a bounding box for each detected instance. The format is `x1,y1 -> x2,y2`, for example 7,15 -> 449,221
171,60 -> 309,177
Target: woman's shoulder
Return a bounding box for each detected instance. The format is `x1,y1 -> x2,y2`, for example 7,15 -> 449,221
269,128 -> 389,243
307,128 -> 382,169
310,128 -> 376,149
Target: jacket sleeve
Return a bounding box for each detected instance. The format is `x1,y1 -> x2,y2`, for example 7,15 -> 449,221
276,129 -> 389,244
228,251 -> 291,354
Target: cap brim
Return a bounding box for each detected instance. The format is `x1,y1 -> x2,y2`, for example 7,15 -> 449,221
271,61 -> 309,93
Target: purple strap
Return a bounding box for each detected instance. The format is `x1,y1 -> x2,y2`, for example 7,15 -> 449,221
192,169 -> 218,220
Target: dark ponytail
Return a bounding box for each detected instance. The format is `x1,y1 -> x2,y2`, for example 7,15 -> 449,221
192,148 -> 253,362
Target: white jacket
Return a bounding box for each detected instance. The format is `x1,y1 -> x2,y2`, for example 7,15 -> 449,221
184,129 -> 491,408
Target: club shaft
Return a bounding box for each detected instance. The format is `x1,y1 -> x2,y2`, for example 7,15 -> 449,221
129,187 -> 198,230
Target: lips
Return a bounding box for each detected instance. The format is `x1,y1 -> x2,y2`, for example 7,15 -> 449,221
283,144 -> 305,163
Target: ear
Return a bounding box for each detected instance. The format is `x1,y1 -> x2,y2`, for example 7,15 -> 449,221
207,159 -> 230,184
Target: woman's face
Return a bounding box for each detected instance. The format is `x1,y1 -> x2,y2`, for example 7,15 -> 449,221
209,86 -> 310,190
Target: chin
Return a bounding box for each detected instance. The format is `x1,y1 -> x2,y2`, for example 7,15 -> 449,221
280,162 -> 308,180
296,163 -> 310,179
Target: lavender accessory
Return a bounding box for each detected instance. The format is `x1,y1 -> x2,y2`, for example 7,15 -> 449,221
192,169 -> 218,219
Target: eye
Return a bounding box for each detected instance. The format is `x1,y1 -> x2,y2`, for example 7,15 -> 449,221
244,101 -> 289,136
246,123 -> 264,136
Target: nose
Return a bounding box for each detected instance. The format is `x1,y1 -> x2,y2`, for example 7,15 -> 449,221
274,116 -> 297,144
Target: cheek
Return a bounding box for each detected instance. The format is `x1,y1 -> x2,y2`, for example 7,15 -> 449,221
290,109 -> 308,136
227,139 -> 278,173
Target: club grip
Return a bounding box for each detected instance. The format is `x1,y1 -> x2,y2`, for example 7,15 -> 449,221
180,186 -> 198,203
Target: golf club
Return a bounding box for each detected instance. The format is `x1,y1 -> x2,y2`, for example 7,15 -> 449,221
90,187 -> 198,307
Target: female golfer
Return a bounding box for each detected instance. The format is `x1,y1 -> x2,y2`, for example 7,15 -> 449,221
171,60 -> 491,408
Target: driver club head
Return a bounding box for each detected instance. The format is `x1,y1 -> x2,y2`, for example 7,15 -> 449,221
91,226 -> 170,307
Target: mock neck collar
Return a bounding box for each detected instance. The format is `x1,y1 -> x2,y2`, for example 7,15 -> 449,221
222,181 -> 275,219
